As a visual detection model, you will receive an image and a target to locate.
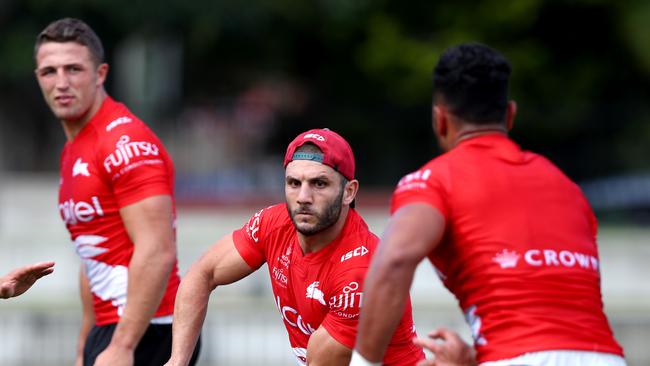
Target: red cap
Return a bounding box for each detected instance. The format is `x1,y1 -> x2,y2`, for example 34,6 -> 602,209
283,128 -> 355,180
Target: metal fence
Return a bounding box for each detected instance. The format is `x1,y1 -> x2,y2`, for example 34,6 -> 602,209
1,174 -> 649,365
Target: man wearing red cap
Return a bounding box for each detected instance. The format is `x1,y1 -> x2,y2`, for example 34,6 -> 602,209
165,129 -> 425,366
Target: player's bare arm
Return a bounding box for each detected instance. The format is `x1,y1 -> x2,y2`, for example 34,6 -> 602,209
0,261 -> 54,299
94,194 -> 177,366
307,325 -> 353,366
354,203 -> 445,363
75,266 -> 96,366
166,233 -> 255,366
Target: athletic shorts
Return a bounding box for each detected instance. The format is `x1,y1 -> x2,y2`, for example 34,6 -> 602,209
83,323 -> 201,366
479,350 -> 626,366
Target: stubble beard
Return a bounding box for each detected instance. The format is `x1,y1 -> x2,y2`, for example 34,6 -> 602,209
289,189 -> 344,237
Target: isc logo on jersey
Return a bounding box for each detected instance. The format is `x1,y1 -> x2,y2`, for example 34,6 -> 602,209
246,208 -> 264,243
59,196 -> 105,225
340,245 -> 369,262
103,135 -> 160,174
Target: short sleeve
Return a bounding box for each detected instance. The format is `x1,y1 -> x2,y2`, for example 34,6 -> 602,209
390,162 -> 450,219
320,266 -> 367,348
232,208 -> 268,269
97,123 -> 172,208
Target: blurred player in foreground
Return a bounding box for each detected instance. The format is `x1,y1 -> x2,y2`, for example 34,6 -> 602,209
165,128 -> 425,366
352,43 -> 626,366
0,262 -> 55,299
34,18 -> 199,366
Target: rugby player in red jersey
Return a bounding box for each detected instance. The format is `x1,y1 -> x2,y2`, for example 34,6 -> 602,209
34,18 -> 199,366
165,128 -> 425,366
352,43 -> 626,366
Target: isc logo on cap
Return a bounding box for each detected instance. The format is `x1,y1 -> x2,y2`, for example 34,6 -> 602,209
303,133 -> 325,141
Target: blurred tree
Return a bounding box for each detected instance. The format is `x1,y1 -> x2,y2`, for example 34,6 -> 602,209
0,0 -> 649,186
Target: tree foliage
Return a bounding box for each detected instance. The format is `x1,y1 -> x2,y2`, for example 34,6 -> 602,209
1,0 -> 650,184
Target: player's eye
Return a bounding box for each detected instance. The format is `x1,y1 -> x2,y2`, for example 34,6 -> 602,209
39,68 -> 55,76
286,179 -> 300,188
313,180 -> 328,188
67,65 -> 82,73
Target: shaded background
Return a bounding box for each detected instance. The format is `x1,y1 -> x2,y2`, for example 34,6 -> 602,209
1,0 -> 649,365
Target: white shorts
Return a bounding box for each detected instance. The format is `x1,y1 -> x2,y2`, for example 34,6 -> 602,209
479,350 -> 626,366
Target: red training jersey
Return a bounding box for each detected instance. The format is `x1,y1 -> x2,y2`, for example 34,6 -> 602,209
391,134 -> 624,363
58,96 -> 180,326
233,204 -> 424,365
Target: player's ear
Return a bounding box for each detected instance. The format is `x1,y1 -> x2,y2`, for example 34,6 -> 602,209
505,100 -> 517,131
342,179 -> 358,207
433,105 -> 448,137
96,63 -> 109,86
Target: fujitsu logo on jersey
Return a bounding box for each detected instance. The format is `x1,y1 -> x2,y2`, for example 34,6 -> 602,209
272,266 -> 288,287
59,196 -> 105,225
328,281 -> 362,316
103,135 -> 160,173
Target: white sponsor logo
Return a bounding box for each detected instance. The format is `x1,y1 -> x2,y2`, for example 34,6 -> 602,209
303,133 -> 325,141
395,169 -> 432,193
492,249 -> 520,269
74,235 -> 128,316
291,347 -> 307,366
306,281 -> 326,305
272,266 -> 288,287
106,116 -> 132,132
275,296 -> 316,336
84,259 -> 128,316
328,281 -> 362,314
464,305 -> 487,346
246,209 -> 264,243
59,196 -> 105,225
279,244 -> 292,268
340,245 -> 369,262
72,158 -> 90,177
103,135 -> 160,174
398,169 -> 432,186
525,249 -> 599,271
74,235 -> 108,258
493,248 -> 599,271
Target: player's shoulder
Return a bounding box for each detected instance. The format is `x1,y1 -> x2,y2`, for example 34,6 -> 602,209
94,98 -> 159,142
242,203 -> 294,242
329,211 -> 379,269
254,203 -> 291,223
394,155 -> 450,196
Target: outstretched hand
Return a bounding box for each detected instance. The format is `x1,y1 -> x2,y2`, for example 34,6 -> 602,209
0,261 -> 55,299
413,327 -> 477,366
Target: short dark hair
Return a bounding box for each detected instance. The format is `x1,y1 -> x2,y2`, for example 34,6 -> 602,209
433,43 -> 511,124
34,18 -> 104,66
